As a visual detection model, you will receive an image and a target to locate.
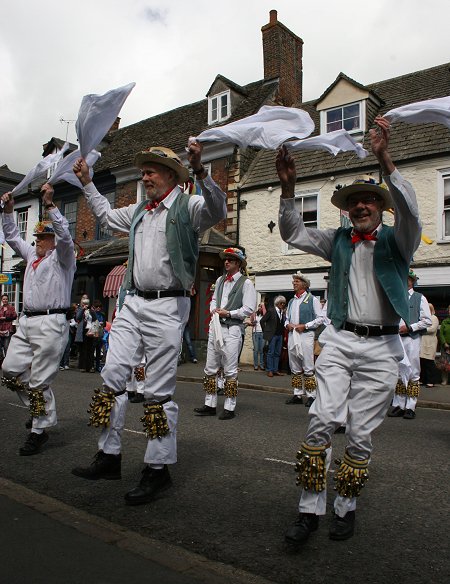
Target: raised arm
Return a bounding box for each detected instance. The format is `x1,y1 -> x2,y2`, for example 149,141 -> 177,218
40,183 -> 75,266
0,191 -> 35,261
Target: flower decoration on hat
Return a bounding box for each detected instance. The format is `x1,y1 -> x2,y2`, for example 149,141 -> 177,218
33,221 -> 55,236
408,268 -> 418,281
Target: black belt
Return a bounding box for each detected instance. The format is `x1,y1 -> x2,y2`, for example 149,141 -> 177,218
343,321 -> 399,337
23,308 -> 69,317
134,289 -> 188,300
145,396 -> 172,406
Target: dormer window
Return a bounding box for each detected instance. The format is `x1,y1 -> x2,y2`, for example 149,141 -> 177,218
208,90 -> 231,124
321,101 -> 364,135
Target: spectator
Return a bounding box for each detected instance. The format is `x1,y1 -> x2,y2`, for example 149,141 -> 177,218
92,300 -> 106,372
0,293 -> 17,362
75,298 -> 98,373
419,303 -> 440,387
60,303 -> 78,370
438,305 -> 450,385
250,303 -> 265,370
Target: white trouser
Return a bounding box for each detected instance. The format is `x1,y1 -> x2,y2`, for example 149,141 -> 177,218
287,330 -> 315,397
125,344 -> 145,395
2,313 -> 68,430
204,323 -> 242,411
298,325 -> 403,517
392,335 -> 420,411
99,294 -> 190,465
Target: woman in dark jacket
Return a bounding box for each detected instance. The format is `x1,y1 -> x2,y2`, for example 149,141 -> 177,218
75,298 -> 98,372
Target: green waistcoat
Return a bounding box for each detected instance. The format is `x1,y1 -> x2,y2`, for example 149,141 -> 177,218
215,274 -> 248,330
121,193 -> 198,301
327,225 -> 410,329
287,292 -> 316,325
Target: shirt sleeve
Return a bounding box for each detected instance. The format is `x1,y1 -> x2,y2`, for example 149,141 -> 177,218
2,212 -> 35,261
83,181 -> 136,233
384,169 -> 422,263
410,294 -> 432,332
210,278 -> 220,314
278,197 -> 336,261
188,174 -> 227,233
48,207 -> 75,266
305,296 -> 325,330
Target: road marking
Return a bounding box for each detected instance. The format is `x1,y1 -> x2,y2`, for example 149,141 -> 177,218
264,457 -> 296,466
7,402 -> 27,409
124,428 -> 146,436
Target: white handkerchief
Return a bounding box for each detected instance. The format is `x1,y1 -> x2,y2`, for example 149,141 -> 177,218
48,149 -> 101,188
11,143 -> 70,195
211,312 -> 224,350
384,96 -> 450,129
286,129 -> 368,159
196,105 -> 314,149
292,329 -> 304,360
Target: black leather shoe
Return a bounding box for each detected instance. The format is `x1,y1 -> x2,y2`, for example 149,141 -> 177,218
388,406 -> 405,417
403,408 -> 416,419
219,409 -> 235,420
304,397 -> 315,408
285,513 -> 319,547
19,431 -> 48,456
285,395 -> 303,405
329,510 -> 355,540
194,405 -> 216,416
124,465 -> 172,505
72,450 -> 122,480
129,393 -> 145,403
216,388 -> 224,395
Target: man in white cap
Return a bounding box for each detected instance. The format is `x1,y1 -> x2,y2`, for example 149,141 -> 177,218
285,271 -> 323,407
194,247 -> 256,419
276,116 -> 421,545
389,268 -> 431,419
71,142 -> 227,504
1,184 -> 76,455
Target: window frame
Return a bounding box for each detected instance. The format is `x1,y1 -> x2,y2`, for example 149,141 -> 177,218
208,90 -> 231,125
96,191 -> 115,240
61,200 -> 78,239
437,167 -> 450,242
15,207 -> 29,240
320,100 -> 365,135
282,190 -> 319,255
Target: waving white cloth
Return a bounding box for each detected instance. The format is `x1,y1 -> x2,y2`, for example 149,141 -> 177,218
196,105 -> 314,149
286,129 -> 368,159
48,149 -> 100,189
292,329 -> 304,360
11,143 -> 70,195
398,337 -> 412,387
384,96 -> 450,129
211,312 -> 224,350
76,82 -> 136,158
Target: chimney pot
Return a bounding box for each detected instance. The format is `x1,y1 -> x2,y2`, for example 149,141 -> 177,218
269,9 -> 277,25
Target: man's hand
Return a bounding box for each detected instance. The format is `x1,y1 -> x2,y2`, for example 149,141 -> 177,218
369,116 -> 395,175
186,139 -> 204,173
276,145 -> 296,198
215,308 -> 229,318
73,158 -> 92,186
0,191 -> 14,214
399,324 -> 409,334
40,183 -> 55,208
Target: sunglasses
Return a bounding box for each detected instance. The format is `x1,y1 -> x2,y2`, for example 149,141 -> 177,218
347,195 -> 382,208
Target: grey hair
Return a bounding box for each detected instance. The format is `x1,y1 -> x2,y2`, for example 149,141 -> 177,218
274,295 -> 286,306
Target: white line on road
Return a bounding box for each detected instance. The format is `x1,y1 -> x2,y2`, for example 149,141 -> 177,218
7,402 -> 27,409
124,428 -> 146,436
264,457 -> 295,466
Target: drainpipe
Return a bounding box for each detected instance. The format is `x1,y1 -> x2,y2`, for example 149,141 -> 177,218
236,185 -> 241,246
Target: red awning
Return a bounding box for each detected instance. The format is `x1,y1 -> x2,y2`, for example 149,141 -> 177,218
103,264 -> 126,297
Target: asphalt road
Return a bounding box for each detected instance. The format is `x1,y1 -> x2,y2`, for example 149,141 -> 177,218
0,369 -> 449,584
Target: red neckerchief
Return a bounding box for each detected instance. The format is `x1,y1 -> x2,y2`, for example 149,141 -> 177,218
225,274 -> 234,282
145,187 -> 173,211
351,230 -> 378,244
32,257 -> 45,270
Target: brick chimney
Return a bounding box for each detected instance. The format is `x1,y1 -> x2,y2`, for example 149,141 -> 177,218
261,9 -> 303,106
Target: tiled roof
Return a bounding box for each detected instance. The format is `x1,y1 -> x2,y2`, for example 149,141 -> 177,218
241,63 -> 450,190
94,78 -> 279,173
0,164 -> 25,182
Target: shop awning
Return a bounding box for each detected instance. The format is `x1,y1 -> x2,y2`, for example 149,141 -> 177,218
103,264 -> 126,297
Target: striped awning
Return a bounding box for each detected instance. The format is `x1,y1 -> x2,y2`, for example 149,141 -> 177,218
103,264 -> 126,297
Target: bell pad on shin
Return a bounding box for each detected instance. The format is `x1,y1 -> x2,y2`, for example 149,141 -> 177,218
295,442 -> 327,493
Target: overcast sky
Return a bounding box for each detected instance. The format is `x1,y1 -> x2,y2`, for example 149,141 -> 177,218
1,0 -> 449,174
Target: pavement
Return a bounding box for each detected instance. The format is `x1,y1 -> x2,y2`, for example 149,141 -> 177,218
1,360 -> 449,584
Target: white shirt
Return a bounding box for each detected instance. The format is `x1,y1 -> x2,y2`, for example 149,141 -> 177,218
285,291 -> 324,330
83,174 -> 227,291
2,208 -> 76,311
279,169 -> 422,326
210,272 -> 256,321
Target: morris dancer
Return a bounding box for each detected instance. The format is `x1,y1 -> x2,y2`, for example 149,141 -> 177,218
276,116 -> 421,545
1,184 -> 76,455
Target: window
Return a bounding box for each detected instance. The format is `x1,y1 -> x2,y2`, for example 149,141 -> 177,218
97,192 -> 115,239
323,102 -> 362,134
62,201 -> 78,239
16,208 -> 28,240
285,192 -> 318,253
208,91 -> 230,124
438,169 -> 450,241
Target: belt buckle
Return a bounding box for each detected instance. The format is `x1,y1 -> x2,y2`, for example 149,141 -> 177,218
354,324 -> 369,337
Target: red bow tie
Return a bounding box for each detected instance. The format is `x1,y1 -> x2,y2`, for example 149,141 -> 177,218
225,275 -> 234,282
351,231 -> 377,244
